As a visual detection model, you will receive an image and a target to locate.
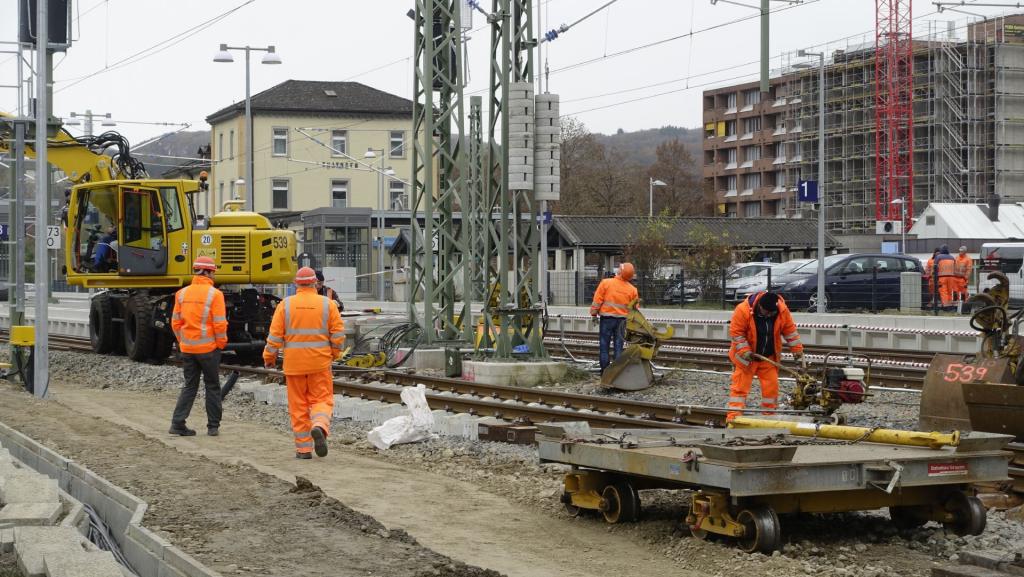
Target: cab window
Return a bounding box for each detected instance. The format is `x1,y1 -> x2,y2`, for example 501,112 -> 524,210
159,187 -> 184,232
73,185 -> 118,273
122,188 -> 165,251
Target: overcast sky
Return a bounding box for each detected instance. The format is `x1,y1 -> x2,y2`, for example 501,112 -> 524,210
0,0 -> 1011,154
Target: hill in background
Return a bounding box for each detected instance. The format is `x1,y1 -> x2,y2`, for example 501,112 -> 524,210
134,131 -> 211,177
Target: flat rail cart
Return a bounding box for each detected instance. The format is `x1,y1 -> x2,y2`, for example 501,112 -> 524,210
538,423 -> 1013,553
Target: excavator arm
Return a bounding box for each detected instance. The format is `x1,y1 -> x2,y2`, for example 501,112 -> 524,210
0,111 -> 145,184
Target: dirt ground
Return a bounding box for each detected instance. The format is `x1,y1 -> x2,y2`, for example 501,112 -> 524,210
0,379 -> 703,577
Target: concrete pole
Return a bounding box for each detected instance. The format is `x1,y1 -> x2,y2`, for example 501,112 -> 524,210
84,109 -> 93,137
378,155 -> 385,301
815,51 -> 826,313
244,47 -> 254,212
760,0 -> 769,94
34,0 -> 50,398
10,122 -> 26,328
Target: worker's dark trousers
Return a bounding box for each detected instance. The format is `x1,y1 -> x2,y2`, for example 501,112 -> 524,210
598,316 -> 626,372
171,350 -> 223,429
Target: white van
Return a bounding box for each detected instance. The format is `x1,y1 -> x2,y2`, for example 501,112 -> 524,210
980,243 -> 1024,302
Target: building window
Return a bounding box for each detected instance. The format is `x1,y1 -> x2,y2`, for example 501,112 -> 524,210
744,88 -> 761,107
331,130 -> 347,156
925,214 -> 935,225
744,201 -> 761,218
775,142 -> 786,159
726,175 -> 737,192
331,179 -> 348,208
218,181 -> 224,209
271,179 -> 289,210
743,117 -> 761,134
272,128 -> 288,156
726,93 -> 737,111
389,131 -> 405,158
389,180 -> 405,210
726,148 -> 737,167
229,130 -> 235,159
218,132 -> 224,161
745,145 -> 761,162
744,173 -> 761,190
725,120 -> 736,136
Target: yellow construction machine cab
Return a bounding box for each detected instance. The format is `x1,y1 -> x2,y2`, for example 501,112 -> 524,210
64,179 -> 296,288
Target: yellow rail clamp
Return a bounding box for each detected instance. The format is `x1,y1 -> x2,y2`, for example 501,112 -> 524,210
9,325 -> 35,347
728,416 -> 960,449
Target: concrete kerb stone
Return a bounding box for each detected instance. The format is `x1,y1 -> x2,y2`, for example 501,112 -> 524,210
0,421 -> 223,577
0,502 -> 62,526
44,549 -> 124,577
58,488 -> 87,531
14,526 -> 89,576
1,475 -> 59,504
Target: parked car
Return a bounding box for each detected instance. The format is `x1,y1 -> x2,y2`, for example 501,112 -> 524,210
778,253 -> 923,312
662,278 -> 702,304
727,259 -> 815,303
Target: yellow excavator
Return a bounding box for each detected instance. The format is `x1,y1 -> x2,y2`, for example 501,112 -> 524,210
0,113 -> 297,363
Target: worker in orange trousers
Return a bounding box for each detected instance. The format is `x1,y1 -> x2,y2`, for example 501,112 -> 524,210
590,262 -> 640,373
263,267 -> 346,459
727,292 -> 804,421
954,246 -> 973,303
935,245 -> 958,309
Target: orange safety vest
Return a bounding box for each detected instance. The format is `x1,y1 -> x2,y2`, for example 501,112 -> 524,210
954,254 -> 972,279
171,275 -> 227,354
728,292 -> 803,365
589,276 -> 639,318
936,254 -> 957,278
263,286 -> 345,375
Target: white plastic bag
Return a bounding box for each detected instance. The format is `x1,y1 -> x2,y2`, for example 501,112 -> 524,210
367,384 -> 435,450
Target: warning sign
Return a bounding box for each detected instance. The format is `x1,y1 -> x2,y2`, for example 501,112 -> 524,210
197,248 -> 217,260
927,462 -> 968,477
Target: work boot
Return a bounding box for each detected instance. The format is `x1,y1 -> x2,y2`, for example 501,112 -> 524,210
168,425 -> 196,437
295,452 -> 312,460
311,426 -> 328,458
207,427 -> 219,437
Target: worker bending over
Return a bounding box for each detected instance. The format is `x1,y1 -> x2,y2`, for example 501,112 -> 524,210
589,263 -> 639,373
727,292 -> 804,421
264,267 -> 346,459
169,256 -> 227,436
955,246 -> 973,303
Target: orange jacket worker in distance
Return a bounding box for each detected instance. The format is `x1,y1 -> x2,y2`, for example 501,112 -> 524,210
727,292 -> 804,421
264,267 -> 346,459
589,263 -> 639,372
169,256 -> 227,437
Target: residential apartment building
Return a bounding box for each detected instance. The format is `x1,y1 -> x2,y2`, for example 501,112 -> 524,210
703,15 -> 1024,247
206,80 -> 416,295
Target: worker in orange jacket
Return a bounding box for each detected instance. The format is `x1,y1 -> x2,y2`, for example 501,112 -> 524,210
935,245 -> 957,309
924,247 -> 940,307
727,292 -> 804,421
264,267 -> 346,459
169,256 -> 228,436
590,263 -> 640,372
954,246 -> 973,303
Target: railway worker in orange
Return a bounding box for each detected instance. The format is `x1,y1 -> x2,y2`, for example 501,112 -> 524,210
935,245 -> 958,309
264,267 -> 346,459
169,256 -> 227,437
955,246 -> 973,302
589,262 -> 640,373
727,292 -> 804,421
924,247 -> 940,306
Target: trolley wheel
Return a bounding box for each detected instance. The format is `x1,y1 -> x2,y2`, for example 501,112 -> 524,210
736,506 -> 781,554
601,482 -> 640,524
562,492 -> 582,518
945,492 -> 987,537
123,294 -> 155,361
889,505 -> 929,530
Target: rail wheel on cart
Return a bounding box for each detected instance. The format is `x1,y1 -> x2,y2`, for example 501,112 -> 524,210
735,507 -> 782,554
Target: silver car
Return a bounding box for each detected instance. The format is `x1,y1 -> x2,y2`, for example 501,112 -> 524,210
726,259 -> 815,303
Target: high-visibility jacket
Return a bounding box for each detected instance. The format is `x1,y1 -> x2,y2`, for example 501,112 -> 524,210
171,275 -> 227,354
589,276 -> 639,318
955,254 -> 973,280
728,292 -> 803,365
936,254 -> 957,278
319,285 -> 344,311
263,287 -> 345,375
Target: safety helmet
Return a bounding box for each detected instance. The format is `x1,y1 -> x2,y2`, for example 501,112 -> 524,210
192,256 -> 217,272
619,262 -> 635,281
295,266 -> 318,285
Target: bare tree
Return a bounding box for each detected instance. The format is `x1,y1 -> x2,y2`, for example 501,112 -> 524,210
647,139 -> 702,216
557,116 -> 643,215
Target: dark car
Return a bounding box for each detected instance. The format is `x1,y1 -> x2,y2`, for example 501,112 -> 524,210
778,253 -> 924,312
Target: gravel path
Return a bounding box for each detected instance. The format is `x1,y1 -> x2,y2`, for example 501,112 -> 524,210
25,350 -> 1024,577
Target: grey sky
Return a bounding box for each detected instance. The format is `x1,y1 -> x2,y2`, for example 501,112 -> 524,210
0,0 -> 1007,150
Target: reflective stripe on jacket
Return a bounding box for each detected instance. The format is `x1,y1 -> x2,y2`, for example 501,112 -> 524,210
954,254 -> 972,279
728,291 -> 803,365
263,286 -> 345,375
936,254 -> 957,278
171,275 -> 227,354
589,276 -> 639,318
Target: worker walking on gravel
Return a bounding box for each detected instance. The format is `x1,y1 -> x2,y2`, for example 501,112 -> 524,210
169,256 -> 228,437
589,262 -> 639,373
264,267 -> 346,459
726,292 -> 804,421
955,246 -> 973,303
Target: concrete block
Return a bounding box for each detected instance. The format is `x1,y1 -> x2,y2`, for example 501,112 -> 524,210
353,400 -> 383,422
44,550 -> 124,577
1,475 -> 59,504
0,527 -> 14,553
163,545 -> 222,577
14,526 -> 88,576
333,397 -> 362,420
402,347 -> 447,370
0,502 -> 62,525
122,534 -> 162,577
462,360 -> 567,387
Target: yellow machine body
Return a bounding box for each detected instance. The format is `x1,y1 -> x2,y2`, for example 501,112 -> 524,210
600,300 -> 674,391
9,326 -> 35,347
728,416 -> 960,449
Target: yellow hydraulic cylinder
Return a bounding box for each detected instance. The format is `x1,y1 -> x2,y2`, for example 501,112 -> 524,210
728,417 -> 960,449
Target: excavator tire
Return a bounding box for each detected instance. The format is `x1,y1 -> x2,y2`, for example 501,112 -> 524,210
124,293 -> 156,361
89,294 -> 118,354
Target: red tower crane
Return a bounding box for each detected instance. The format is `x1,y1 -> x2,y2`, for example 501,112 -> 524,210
875,0 -> 914,226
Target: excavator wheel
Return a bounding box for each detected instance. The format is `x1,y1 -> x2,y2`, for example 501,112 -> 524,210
89,294 -> 121,355
124,293 -> 156,361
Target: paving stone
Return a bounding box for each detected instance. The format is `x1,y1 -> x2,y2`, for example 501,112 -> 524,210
14,526 -> 89,577
1,475 -> 59,504
0,502 -> 62,525
44,550 -> 124,577
0,527 -> 13,553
